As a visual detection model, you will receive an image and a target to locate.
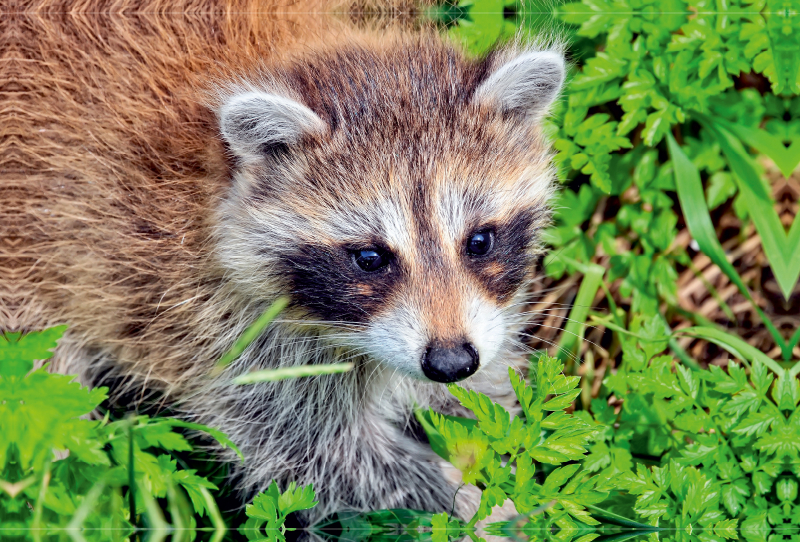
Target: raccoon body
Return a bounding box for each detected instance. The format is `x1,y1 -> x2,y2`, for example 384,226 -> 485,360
5,1 -> 565,523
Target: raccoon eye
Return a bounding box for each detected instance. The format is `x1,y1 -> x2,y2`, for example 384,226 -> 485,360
351,248 -> 391,273
466,230 -> 494,257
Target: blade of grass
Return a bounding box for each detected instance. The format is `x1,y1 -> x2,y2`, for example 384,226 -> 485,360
676,326 -> 785,376
66,476 -> 109,532
699,117 -> 800,300
200,486 -> 227,542
139,480 -> 170,542
415,410 -> 449,462
668,338 -> 700,371
232,362 -> 354,384
789,326 -> 800,364
687,260 -> 737,322
555,260 -> 605,372
128,419 -> 136,528
212,296 -> 290,375
667,131 -> 791,359
31,457 -> 51,542
166,482 -> 190,542
584,504 -> 659,530
718,119 -> 800,179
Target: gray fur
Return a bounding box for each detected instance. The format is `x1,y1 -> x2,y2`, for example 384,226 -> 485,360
219,90 -> 326,164
474,50 -> 565,119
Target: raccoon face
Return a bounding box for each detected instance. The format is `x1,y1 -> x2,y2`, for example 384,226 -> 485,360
215,43 -> 565,383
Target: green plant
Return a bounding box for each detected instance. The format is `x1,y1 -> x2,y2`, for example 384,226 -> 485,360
0,301 -> 352,541
547,0 -> 800,364
0,326 -> 231,541
585,313 -> 800,538
240,481 -> 318,542
419,354 -> 611,531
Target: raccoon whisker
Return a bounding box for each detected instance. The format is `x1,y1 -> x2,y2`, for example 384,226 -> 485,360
503,339 -> 555,363
272,319 -> 370,330
519,323 -> 605,350
500,301 -> 600,313
509,306 -> 604,317
513,330 -> 597,362
505,334 -> 581,364
507,311 -> 603,329
376,366 -> 403,410
363,356 -> 389,395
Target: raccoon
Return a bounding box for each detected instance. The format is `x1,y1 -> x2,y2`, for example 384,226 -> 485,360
5,1 -> 565,524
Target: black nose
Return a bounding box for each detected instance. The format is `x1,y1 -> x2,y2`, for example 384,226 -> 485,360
421,341 -> 479,383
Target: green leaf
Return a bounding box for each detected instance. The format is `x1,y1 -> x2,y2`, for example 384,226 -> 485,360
247,487 -> 279,522
136,422 -> 193,453
542,464 -> 582,493
173,470 -> 219,517
154,419 -> 244,461
448,386 -> 510,440
277,482 -> 318,516
543,389 -> 582,411
431,512 -> 450,542
733,410 -> 780,437
0,326 -> 68,377
773,371 -> 800,410
642,109 -> 673,146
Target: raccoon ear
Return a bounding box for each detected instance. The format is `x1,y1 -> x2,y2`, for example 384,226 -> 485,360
218,91 -> 326,163
474,50 -> 565,120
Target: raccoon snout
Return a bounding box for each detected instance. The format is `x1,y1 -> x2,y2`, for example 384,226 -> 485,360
421,341 -> 479,383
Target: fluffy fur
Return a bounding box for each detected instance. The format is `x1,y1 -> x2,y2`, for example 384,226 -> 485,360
3,0 -> 564,524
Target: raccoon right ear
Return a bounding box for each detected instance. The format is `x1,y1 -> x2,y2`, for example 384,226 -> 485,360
218,91 -> 326,164
474,50 -> 566,120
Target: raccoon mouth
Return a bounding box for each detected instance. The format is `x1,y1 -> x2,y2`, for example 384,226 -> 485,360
420,342 -> 479,383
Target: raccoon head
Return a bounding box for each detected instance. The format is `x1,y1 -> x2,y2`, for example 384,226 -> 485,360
214,40 -> 565,383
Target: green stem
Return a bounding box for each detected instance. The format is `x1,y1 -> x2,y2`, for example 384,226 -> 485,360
32,457 -> 52,542
128,419 -> 136,528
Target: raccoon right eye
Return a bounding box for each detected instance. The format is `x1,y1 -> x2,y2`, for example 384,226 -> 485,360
351,248 -> 391,273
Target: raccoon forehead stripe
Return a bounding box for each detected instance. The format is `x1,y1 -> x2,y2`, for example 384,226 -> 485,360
433,176 -> 552,248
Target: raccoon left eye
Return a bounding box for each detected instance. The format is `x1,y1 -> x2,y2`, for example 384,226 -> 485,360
466,230 -> 494,257
351,248 -> 392,273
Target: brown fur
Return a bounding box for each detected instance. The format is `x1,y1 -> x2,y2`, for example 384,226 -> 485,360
3,0 -> 412,375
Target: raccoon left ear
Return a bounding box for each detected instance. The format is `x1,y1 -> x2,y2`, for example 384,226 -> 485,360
218,90 -> 326,164
474,50 -> 566,120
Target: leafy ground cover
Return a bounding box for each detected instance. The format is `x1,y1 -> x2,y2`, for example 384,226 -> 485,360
2,0 -> 799,540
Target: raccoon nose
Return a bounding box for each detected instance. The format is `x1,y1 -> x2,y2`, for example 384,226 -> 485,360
421,341 -> 479,383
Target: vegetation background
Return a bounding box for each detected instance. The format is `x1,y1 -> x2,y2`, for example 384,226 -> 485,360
1,0 -> 799,541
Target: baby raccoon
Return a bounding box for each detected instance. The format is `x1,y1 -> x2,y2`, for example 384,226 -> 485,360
7,3 -> 565,524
